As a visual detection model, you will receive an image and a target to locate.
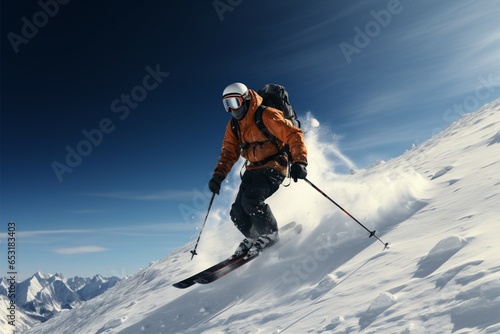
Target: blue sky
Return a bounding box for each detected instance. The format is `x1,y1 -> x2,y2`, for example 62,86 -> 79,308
1,1 -> 499,279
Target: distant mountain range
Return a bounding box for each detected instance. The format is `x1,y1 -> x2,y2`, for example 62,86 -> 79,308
0,272 -> 120,332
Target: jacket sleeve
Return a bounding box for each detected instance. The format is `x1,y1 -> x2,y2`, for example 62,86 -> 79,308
262,108 -> 308,165
213,120 -> 241,178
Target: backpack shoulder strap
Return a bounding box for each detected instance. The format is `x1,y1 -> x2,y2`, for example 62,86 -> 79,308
231,105 -> 277,145
254,105 -> 276,142
230,117 -> 239,140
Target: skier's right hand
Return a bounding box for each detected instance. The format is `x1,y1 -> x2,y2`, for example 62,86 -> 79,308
208,174 -> 224,195
290,162 -> 307,182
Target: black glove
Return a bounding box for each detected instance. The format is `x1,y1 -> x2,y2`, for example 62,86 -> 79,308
290,163 -> 307,182
208,174 -> 225,194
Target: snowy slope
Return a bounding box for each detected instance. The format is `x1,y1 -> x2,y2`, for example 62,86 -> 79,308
26,100 -> 500,334
0,295 -> 38,333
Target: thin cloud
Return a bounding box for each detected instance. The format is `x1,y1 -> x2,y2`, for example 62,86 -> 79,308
341,117 -> 435,153
1,223 -> 195,240
389,1 -> 500,94
71,209 -> 110,214
54,246 -> 108,255
14,229 -> 94,238
85,190 -> 197,201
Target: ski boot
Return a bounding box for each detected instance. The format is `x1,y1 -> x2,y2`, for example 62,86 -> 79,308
245,232 -> 279,259
232,238 -> 255,258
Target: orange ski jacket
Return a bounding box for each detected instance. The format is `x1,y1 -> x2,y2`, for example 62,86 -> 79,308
214,89 -> 308,178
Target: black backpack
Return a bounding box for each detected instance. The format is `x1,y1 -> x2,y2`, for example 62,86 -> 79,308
230,84 -> 300,143
257,84 -> 300,128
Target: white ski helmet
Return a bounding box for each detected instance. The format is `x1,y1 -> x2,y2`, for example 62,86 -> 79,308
222,82 -> 249,99
222,83 -> 250,119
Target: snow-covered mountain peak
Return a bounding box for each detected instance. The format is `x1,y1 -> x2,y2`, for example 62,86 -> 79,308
1,272 -> 121,333
33,272 -> 51,281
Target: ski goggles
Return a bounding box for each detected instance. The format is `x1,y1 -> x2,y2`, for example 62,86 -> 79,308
222,95 -> 244,112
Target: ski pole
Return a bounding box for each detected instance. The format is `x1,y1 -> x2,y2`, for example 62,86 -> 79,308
303,177 -> 389,249
190,192 -> 216,260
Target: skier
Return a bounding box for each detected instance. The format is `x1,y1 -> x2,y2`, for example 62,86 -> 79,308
209,82 -> 308,258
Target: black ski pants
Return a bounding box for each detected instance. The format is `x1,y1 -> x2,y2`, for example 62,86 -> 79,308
230,168 -> 285,239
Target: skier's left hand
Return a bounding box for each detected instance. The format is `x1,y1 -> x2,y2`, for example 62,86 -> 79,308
290,163 -> 307,182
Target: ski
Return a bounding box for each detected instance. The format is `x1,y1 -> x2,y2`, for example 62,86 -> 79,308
172,254 -> 245,289
195,223 -> 302,285
194,251 -> 259,284
172,222 -> 299,289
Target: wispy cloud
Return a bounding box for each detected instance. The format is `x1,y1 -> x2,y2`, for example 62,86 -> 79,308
353,89 -> 417,119
71,209 -> 111,214
340,116 -> 435,153
387,1 -> 500,97
334,0 -> 500,156
85,190 -> 196,201
54,246 -> 108,255
1,223 -> 195,240
15,229 -> 94,238
111,223 -> 196,235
